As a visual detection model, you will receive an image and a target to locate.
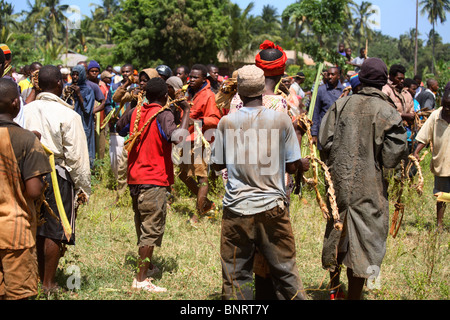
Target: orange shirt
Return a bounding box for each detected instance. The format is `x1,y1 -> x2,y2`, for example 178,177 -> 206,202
0,122 -> 51,250
185,80 -> 221,142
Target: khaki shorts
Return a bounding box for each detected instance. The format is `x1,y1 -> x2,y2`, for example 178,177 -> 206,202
0,247 -> 38,300
178,147 -> 209,178
132,186 -> 168,247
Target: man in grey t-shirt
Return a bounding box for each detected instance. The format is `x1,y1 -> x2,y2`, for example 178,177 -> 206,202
211,64 -> 305,300
347,48 -> 367,73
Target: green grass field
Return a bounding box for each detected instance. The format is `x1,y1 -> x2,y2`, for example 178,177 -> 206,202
36,148 -> 449,300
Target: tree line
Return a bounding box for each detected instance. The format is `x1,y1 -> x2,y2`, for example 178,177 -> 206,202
1,0 -> 449,82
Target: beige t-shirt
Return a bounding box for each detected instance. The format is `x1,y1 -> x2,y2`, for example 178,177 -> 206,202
382,82 -> 414,114
415,107 -> 450,177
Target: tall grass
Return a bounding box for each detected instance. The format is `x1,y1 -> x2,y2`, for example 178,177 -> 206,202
36,148 -> 449,300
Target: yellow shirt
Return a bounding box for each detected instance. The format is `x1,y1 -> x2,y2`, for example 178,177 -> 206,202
415,107 -> 450,177
18,78 -> 32,92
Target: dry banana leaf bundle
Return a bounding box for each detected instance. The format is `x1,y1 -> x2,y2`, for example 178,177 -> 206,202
215,77 -> 237,115
390,152 -> 427,238
435,192 -> 450,202
297,112 -> 343,231
125,96 -> 188,152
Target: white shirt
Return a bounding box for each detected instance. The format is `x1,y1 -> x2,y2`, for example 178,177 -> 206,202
13,97 -> 25,127
23,92 -> 91,196
290,81 -> 305,98
415,107 -> 450,177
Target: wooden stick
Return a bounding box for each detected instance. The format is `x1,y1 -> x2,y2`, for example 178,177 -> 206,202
390,161 -> 405,238
406,153 -> 426,196
390,152 -> 426,238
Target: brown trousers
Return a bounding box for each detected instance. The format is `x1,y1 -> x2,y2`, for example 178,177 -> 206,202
220,205 -> 305,300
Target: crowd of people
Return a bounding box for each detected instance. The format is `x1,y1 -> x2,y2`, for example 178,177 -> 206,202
0,38 -> 448,301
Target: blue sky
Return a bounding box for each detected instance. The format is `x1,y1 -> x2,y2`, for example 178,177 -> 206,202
8,0 -> 450,43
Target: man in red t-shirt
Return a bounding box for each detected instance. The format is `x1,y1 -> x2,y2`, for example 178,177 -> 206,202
127,77 -> 191,293
178,64 -> 221,224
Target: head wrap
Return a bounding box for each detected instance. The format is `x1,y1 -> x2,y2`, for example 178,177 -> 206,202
139,68 -> 159,80
0,44 -> 11,55
349,74 -> 361,90
87,60 -> 100,71
166,76 -> 183,91
255,40 -> 287,77
358,58 -> 388,87
237,65 -> 265,98
72,64 -> 87,85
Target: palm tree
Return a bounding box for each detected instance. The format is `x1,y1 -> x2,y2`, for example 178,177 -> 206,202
0,0 -> 17,44
89,0 -> 120,43
69,15 -> 103,53
0,0 -> 17,30
38,41 -> 64,65
351,1 -> 377,49
43,0 -> 69,44
341,0 -> 357,48
420,0 -> 450,73
26,0 -> 69,45
260,5 -> 281,35
222,2 -> 257,70
282,1 -> 306,64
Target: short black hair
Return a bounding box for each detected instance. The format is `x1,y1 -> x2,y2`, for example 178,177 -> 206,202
259,48 -> 283,62
191,64 -> 208,77
0,78 -> 19,114
177,65 -> 189,74
122,63 -> 133,70
413,74 -> 422,82
404,78 -> 418,88
426,78 -> 438,88
207,64 -> 218,71
145,77 -> 168,101
328,66 -> 340,74
389,64 -> 406,77
30,61 -> 43,72
38,65 -> 62,91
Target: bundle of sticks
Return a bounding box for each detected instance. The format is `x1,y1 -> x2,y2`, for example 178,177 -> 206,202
61,85 -> 76,109
31,69 -> 41,91
124,95 -> 189,152
215,77 -> 237,115
101,76 -> 139,129
297,112 -> 343,231
389,152 -> 427,238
